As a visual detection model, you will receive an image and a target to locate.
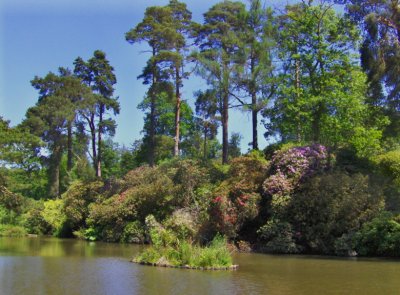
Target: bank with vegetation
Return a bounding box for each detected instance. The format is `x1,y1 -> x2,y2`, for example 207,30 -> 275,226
1,0 -> 400,259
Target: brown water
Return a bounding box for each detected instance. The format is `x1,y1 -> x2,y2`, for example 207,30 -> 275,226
1,237 -> 400,295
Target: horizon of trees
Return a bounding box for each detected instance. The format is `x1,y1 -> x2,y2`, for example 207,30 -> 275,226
1,0 -> 400,199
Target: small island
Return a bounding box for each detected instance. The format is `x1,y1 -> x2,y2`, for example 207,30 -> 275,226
132,216 -> 237,270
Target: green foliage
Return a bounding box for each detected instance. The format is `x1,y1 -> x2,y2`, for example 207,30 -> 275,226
0,185 -> 25,213
336,0 -> 400,140
209,153 -> 267,239
0,224 -> 27,237
354,213 -> 400,257
375,150 -> 400,185
289,172 -> 384,254
21,200 -> 51,235
257,220 -> 299,253
41,199 -> 67,237
121,221 -> 145,244
87,166 -> 174,242
163,209 -> 198,241
84,227 -> 100,241
134,232 -> 233,268
161,158 -> 208,207
62,180 -> 103,231
264,1 -> 385,154
0,205 -> 20,225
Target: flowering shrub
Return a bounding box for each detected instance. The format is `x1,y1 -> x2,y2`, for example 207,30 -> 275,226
263,144 -> 328,197
207,153 -> 267,239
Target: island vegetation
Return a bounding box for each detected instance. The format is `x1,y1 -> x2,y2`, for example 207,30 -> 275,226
1,0 -> 400,262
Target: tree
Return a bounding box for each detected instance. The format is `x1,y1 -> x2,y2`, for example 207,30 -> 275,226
162,0 -> 194,157
333,0 -> 400,141
0,117 -> 42,170
263,1 -> 384,155
228,132 -> 242,158
0,117 -> 46,199
234,0 -> 276,150
23,92 -> 72,198
126,5 -> 173,166
24,68 -> 90,197
194,0 -> 246,164
74,50 -> 119,178
195,89 -> 220,160
137,91 -> 198,164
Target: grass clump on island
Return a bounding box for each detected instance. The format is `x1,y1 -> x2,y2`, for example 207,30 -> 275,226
133,215 -> 234,269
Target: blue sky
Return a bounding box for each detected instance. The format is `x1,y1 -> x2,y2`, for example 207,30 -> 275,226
0,0 -> 297,152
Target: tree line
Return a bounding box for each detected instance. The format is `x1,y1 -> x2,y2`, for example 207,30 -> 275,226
1,0 -> 399,199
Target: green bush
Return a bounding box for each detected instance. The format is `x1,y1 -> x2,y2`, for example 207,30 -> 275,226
160,159 -> 209,207
163,209 -> 198,241
0,205 -> 20,225
62,180 -> 104,231
374,150 -> 400,212
0,224 -> 26,237
289,172 -> 384,254
0,185 -> 24,212
121,221 -> 145,244
354,213 -> 400,257
334,234 -> 356,257
41,199 -> 68,237
21,200 -> 51,234
257,219 -> 299,254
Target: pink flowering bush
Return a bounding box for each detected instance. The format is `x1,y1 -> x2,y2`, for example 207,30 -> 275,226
263,144 -> 328,197
208,153 -> 267,239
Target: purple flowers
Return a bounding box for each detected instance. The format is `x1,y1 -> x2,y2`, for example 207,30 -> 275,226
263,144 -> 328,196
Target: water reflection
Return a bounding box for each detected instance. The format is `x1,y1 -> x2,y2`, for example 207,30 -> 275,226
1,237 -> 400,295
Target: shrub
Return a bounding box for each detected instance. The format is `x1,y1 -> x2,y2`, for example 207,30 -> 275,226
0,185 -> 24,212
289,172 -> 383,254
160,159 -> 209,207
334,234 -> 356,257
0,224 -> 26,237
163,209 -> 198,241
21,200 -> 51,235
41,199 -> 68,237
87,166 -> 175,242
0,205 -> 20,225
257,219 -> 299,254
375,150 -> 400,184
208,153 -> 267,239
121,221 -> 145,244
62,180 -> 103,231
374,150 -> 400,212
354,213 -> 400,257
263,144 -> 329,197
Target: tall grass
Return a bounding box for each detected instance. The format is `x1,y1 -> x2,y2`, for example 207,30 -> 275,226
134,235 -> 233,268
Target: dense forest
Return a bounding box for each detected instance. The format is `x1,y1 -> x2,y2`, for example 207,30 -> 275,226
1,0 -> 400,257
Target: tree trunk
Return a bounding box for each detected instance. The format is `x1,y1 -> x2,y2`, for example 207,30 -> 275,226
250,50 -> 259,150
67,120 -> 73,172
174,67 -> 181,157
251,93 -> 258,151
222,59 -> 229,164
295,59 -> 302,142
203,124 -> 208,160
96,104 -> 104,178
149,47 -> 157,167
312,102 -> 323,143
222,90 -> 229,164
48,144 -> 62,198
89,114 -> 97,173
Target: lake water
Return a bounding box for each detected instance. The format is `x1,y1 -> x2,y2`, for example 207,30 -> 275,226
1,237 -> 400,295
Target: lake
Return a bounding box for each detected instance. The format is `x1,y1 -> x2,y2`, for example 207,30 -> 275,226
1,237 -> 400,295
